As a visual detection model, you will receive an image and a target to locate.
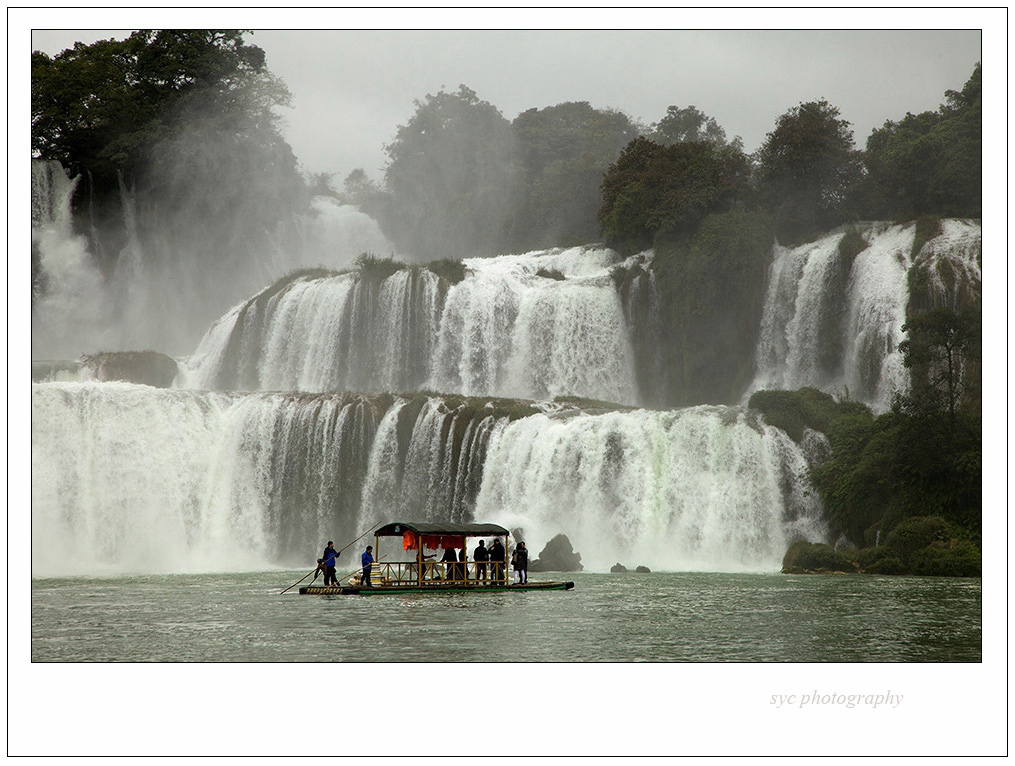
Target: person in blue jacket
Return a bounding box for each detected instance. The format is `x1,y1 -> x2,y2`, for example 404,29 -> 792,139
361,545 -> 374,587
321,541 -> 340,587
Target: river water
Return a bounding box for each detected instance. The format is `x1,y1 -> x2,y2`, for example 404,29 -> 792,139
31,570 -> 980,662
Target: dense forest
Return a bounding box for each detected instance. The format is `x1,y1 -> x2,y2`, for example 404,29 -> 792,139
32,31 -> 982,575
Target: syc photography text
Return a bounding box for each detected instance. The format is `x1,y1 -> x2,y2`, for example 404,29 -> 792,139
770,691 -> 904,710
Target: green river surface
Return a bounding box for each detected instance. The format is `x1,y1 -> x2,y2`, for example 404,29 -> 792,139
30,570 -> 981,662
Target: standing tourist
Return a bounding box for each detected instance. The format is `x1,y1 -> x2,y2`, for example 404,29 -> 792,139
489,538 -> 506,584
361,545 -> 374,587
441,547 -> 458,581
512,541 -> 529,584
473,539 -> 489,582
321,541 -> 340,587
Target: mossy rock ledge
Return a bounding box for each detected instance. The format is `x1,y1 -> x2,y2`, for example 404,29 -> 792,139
79,351 -> 180,388
783,519 -> 981,577
782,541 -> 859,574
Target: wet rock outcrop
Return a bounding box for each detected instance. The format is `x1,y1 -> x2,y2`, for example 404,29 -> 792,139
529,533 -> 583,572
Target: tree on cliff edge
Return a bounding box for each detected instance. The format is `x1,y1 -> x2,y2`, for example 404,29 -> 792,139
755,99 -> 862,245
32,30 -> 303,271
382,85 -> 519,260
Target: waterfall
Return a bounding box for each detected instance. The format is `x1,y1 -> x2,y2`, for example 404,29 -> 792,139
31,161 -> 113,358
31,212 -> 982,578
30,155 -> 397,359
910,218 -> 982,309
32,382 -> 826,576
750,222 -> 960,411
31,384 -> 523,575
475,406 -> 826,572
187,245 -> 642,405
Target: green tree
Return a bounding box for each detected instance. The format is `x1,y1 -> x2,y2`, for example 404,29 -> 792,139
900,305 -> 981,428
33,30 -> 288,193
650,105 -> 732,147
751,387 -> 981,549
509,101 -> 638,249
755,99 -> 862,244
598,136 -> 751,254
32,30 -> 303,272
860,63 -> 981,220
652,208 -> 772,404
382,85 -> 519,260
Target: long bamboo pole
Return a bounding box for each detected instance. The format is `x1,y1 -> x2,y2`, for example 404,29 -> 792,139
279,524 -> 376,594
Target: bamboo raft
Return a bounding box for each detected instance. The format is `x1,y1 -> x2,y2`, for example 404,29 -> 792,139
299,581 -> 574,595
297,522 -> 576,596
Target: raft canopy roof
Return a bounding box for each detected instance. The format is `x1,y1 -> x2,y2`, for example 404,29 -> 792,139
373,522 -> 510,538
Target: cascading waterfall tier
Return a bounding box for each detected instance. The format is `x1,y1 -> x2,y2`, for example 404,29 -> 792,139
31,161 -> 112,358
31,383 -> 540,576
909,218 -> 982,310
32,382 -> 826,576
748,220 -> 981,412
476,405 -> 827,572
185,246 -> 642,406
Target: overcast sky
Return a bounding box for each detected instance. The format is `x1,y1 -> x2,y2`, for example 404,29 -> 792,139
28,21 -> 984,184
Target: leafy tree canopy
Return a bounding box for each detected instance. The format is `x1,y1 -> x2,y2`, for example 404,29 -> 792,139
382,85 -> 519,259
899,305 -> 981,426
598,136 -> 751,253
650,105 -> 734,147
509,101 -> 638,248
861,63 -> 981,220
751,387 -> 980,547
755,99 -> 862,244
32,30 -> 290,189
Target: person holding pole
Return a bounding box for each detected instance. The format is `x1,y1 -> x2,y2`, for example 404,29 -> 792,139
322,541 -> 340,587
361,545 -> 374,587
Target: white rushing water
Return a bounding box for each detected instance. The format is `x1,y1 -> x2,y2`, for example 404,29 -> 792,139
31,212 -> 981,579
187,245 -> 641,405
747,220 -> 981,412
32,382 -> 826,576
31,157 -> 396,357
31,161 -> 114,358
911,218 -> 982,307
476,406 -> 826,573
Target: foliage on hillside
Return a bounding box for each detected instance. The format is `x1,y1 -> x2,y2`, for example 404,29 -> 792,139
651,208 -> 772,404
754,99 -> 863,245
381,85 -> 520,260
32,31 -> 306,272
597,136 -> 751,254
859,63 -> 981,220
750,370 -> 980,577
784,518 -> 981,577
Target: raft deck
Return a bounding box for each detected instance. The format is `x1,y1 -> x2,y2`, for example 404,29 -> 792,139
300,580 -> 575,595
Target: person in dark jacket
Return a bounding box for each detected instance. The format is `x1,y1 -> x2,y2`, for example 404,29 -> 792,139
321,541 -> 340,586
473,540 -> 489,582
441,547 -> 458,581
512,541 -> 528,584
488,538 -> 506,584
361,545 -> 374,587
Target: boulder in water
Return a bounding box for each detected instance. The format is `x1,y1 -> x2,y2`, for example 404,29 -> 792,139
635,565 -> 651,573
610,563 -> 628,573
529,533 -> 583,572
79,351 -> 179,388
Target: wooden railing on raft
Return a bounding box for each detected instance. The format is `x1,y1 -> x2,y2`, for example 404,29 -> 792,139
362,560 -> 510,586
